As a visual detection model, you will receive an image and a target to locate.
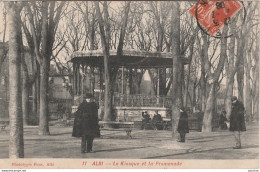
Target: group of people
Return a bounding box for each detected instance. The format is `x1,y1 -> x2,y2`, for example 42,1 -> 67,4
141,108 -> 189,142
141,111 -> 163,130
72,93 -> 246,153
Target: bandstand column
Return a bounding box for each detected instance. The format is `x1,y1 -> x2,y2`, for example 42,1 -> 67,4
134,68 -> 138,94
76,64 -> 80,95
99,67 -> 103,91
160,66 -> 167,95
75,64 -> 79,95
73,63 -> 76,95
129,67 -> 133,94
120,67 -> 124,107
81,64 -> 85,98
121,66 -> 124,94
90,67 -> 95,95
88,66 -> 91,94
157,68 -> 160,104
99,67 -> 103,106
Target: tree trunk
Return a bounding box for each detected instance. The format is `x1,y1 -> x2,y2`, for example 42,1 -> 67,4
159,68 -> 166,96
200,77 -> 206,112
90,21 -> 96,50
184,64 -> 191,107
202,25 -> 228,132
244,64 -> 252,122
200,33 -> 208,112
224,30 -> 236,119
252,65 -> 259,120
31,54 -> 38,124
22,72 -> 29,126
21,51 -> 29,126
95,1 -> 112,121
200,34 -> 208,112
236,32 -> 244,100
117,1 -> 131,56
38,60 -> 50,135
225,75 -> 234,119
244,50 -> 253,122
171,2 -> 182,139
37,73 -> 40,117
149,2 -> 167,96
38,1 -> 50,135
32,81 -> 37,123
7,2 -> 24,158
24,1 -> 65,131
252,41 -> 259,121
202,83 -> 216,132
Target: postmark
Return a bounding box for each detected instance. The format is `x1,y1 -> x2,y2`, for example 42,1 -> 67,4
189,0 -> 246,38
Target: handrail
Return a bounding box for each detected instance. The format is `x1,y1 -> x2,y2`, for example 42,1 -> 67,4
74,92 -> 173,108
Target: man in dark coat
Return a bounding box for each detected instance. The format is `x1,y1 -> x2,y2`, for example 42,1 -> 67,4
177,107 -> 189,142
152,111 -> 163,130
229,96 -> 246,149
141,111 -> 151,130
72,93 -> 99,153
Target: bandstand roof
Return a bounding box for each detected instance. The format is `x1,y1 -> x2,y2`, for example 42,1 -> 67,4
71,50 -> 189,68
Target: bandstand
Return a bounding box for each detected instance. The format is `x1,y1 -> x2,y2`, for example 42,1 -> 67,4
70,50 -> 189,123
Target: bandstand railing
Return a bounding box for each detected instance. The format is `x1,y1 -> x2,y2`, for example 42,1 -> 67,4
112,93 -> 173,108
74,92 -> 173,108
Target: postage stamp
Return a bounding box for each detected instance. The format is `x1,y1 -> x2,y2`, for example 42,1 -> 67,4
189,0 -> 244,37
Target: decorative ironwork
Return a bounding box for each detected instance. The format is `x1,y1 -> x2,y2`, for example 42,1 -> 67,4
83,92 -> 173,108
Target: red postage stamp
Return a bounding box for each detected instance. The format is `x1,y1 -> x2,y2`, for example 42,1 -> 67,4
189,0 -> 242,36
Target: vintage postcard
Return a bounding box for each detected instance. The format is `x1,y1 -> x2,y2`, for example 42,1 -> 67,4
0,0 -> 259,169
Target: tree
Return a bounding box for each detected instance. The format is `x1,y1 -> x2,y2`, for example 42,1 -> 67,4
148,2 -> 171,96
202,25 -> 228,132
171,2 -> 182,139
20,26 -> 38,126
117,2 -> 131,55
224,16 -> 238,119
0,5 -> 7,69
94,1 -> 112,121
252,29 -> 259,121
236,3 -> 255,102
21,4 -> 41,124
223,3 -> 258,120
242,4 -> 258,122
179,5 -> 198,108
25,1 -> 66,135
95,2 -> 131,122
6,1 -> 24,158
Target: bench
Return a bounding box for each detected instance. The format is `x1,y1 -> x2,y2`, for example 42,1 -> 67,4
188,117 -> 202,131
162,118 -> 171,130
98,121 -> 134,138
141,118 -> 171,130
53,119 -> 74,127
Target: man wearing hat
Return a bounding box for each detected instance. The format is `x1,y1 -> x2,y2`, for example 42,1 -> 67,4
229,96 -> 246,149
141,111 -> 151,130
177,107 -> 189,142
72,93 -> 100,153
